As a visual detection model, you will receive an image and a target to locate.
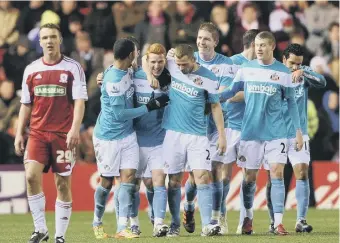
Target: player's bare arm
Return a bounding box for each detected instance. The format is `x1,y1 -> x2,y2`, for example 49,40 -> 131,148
228,91 -> 245,102
67,99 -> 85,150
14,103 -> 32,156
211,102 -> 227,155
96,72 -> 104,86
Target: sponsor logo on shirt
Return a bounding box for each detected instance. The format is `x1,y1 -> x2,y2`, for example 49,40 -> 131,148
171,81 -> 199,97
136,95 -> 150,104
247,84 -> 277,95
210,66 -> 219,75
34,85 -> 66,97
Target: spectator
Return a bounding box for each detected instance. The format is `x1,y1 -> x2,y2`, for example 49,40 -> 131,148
0,1 -> 19,48
83,1 -> 116,50
305,0 -> 339,54
269,1 -> 306,35
308,56 -> 339,109
2,36 -> 36,91
210,5 -> 233,56
70,31 -> 104,82
170,0 -> 204,47
231,2 -> 268,53
317,22 -> 339,62
134,1 -> 171,54
112,1 -> 147,39
15,1 -> 49,35
0,79 -> 20,132
290,31 -> 314,65
308,99 -> 319,140
62,14 -> 83,56
57,0 -> 84,38
330,58 -> 339,86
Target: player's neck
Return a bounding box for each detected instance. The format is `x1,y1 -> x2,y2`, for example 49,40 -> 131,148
113,59 -> 131,71
43,53 -> 62,65
259,57 -> 275,65
192,62 -> 200,72
199,51 -> 216,62
242,49 -> 255,61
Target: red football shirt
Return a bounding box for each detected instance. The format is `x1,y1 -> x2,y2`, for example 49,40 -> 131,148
21,56 -> 88,133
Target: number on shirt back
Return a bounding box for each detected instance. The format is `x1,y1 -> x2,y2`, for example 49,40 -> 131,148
56,150 -> 73,163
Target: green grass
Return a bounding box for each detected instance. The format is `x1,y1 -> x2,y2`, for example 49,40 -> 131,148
0,209 -> 338,243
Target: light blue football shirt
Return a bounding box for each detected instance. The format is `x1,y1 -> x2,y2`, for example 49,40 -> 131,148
220,59 -> 301,141
283,65 -> 326,138
94,66 -> 137,140
133,68 -> 167,147
194,52 -> 234,133
162,58 -> 219,136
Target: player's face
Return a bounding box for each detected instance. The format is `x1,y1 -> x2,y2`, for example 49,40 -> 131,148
255,38 -> 275,62
283,53 -> 303,72
197,29 -> 217,55
39,28 -> 62,56
147,53 -> 166,77
175,55 -> 195,74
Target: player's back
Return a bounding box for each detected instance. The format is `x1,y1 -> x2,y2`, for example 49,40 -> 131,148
133,68 -> 167,147
94,65 -> 135,140
163,60 -> 219,136
239,59 -> 292,141
21,56 -> 87,133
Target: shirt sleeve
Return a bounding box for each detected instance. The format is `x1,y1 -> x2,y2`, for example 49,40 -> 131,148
70,62 -> 88,100
283,74 -> 301,131
301,66 -> 326,88
20,66 -> 32,104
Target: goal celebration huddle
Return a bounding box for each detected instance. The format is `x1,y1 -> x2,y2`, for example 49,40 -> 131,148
15,22 -> 326,243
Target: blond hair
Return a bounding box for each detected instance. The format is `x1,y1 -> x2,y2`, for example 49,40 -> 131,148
256,31 -> 276,45
198,22 -> 219,42
174,44 -> 194,59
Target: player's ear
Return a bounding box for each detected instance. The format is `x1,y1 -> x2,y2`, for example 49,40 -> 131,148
59,37 -> 63,44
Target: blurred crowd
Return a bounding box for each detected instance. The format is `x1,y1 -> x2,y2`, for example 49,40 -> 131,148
0,0 -> 338,164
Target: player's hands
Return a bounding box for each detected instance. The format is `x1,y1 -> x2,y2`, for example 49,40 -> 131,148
295,129 -> 303,151
167,48 -> 175,58
97,72 -> 104,86
292,69 -> 304,83
14,134 -> 25,156
66,128 -> 79,150
216,133 -> 227,156
146,92 -> 169,111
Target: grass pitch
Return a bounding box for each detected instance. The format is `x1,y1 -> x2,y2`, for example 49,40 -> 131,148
0,209 -> 338,243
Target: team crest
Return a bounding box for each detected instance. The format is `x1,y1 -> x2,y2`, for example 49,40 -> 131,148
59,73 -> 68,83
270,73 -> 280,81
228,66 -> 234,75
211,66 -> 219,75
193,76 -> 203,86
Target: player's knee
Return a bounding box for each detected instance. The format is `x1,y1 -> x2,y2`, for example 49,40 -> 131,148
194,170 -> 210,185
25,172 -> 40,187
295,169 -> 309,180
168,177 -> 181,189
56,179 -> 70,194
222,178 -> 230,186
120,169 -> 136,183
244,170 -> 257,182
100,176 -> 114,189
269,164 -> 284,179
143,178 -> 153,190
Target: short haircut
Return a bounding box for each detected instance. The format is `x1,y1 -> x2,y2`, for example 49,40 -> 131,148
113,38 -> 135,60
283,43 -> 304,59
256,31 -> 276,45
146,43 -> 166,57
328,22 -> 339,31
243,29 -> 260,49
40,23 -> 61,35
242,2 -> 258,12
198,22 -> 220,42
174,44 -> 195,59
126,36 -> 140,51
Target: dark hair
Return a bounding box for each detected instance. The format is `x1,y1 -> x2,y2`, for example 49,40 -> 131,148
113,38 -> 135,60
40,23 -> 61,34
126,36 -> 140,51
243,29 -> 260,49
242,2 -> 258,12
283,43 -> 304,59
328,22 -> 339,31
